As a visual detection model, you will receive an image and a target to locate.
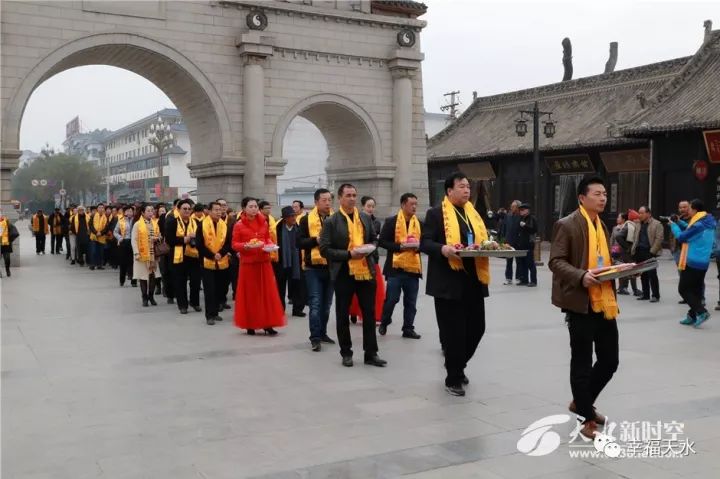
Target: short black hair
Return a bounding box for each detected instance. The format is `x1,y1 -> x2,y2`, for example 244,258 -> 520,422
177,199 -> 193,209
96,202 -> 105,207
193,204 -> 204,213
338,183 -> 356,197
638,205 -> 651,214
258,200 -> 270,209
620,212 -> 629,221
690,198 -> 705,212
123,205 -> 134,213
444,172 -> 469,195
361,196 -> 375,206
173,198 -> 180,206
241,197 -> 258,209
314,188 -> 331,201
400,193 -> 417,205
208,201 -> 221,211
576,176 -> 605,196
292,200 -> 304,208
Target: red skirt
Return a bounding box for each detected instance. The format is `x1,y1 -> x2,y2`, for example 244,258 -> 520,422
234,261 -> 287,330
349,263 -> 385,323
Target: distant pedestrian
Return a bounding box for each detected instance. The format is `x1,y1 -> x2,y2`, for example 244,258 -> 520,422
500,200 -> 521,285
632,206 -> 663,302
516,203 -> 538,287
31,209 -> 48,254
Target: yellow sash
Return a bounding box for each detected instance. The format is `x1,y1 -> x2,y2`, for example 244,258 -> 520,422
136,218 -> 159,262
267,214 -> 279,263
202,216 -> 229,270
338,208 -> 372,280
307,207 -> 330,267
32,214 -> 48,234
579,205 -> 618,320
119,218 -> 128,238
441,196 -> 490,284
392,209 -> 422,274
91,213 -> 108,243
173,217 -> 198,264
678,211 -> 708,271
51,214 -> 63,235
72,214 -> 88,234
0,218 -> 9,246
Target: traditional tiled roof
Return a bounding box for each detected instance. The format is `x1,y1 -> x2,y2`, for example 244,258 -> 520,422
622,30 -> 720,135
427,57 -> 690,162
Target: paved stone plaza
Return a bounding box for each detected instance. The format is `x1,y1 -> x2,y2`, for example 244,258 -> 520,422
2,225 -> 720,478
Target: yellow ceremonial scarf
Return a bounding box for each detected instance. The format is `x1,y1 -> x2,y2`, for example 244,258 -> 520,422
678,211 -> 708,271
202,216 -> 229,270
91,213 -> 108,243
136,218 -> 159,262
173,217 -> 198,264
338,207 -> 372,280
73,214 -> 88,234
307,207 -> 331,267
266,213 -> 279,263
441,196 -> 490,284
578,205 -> 618,320
119,218 -> 129,238
32,214 -> 48,234
0,218 -> 9,246
392,209 -> 422,274
51,213 -> 63,235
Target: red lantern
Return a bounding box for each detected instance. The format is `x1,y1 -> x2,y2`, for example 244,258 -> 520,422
694,160 -> 708,181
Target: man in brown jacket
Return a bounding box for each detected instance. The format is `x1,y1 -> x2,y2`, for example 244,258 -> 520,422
549,176 -> 618,439
631,206 -> 664,302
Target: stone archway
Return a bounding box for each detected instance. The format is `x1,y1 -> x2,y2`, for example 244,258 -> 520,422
271,94 -> 386,197
1,32 -> 234,206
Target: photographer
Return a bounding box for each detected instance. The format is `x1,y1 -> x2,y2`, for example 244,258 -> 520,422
631,206 -> 663,302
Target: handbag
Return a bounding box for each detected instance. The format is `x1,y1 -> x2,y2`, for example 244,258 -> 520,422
154,240 -> 170,257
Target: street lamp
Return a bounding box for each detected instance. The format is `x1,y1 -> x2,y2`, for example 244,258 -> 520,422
147,116 -> 174,201
514,102 -> 556,263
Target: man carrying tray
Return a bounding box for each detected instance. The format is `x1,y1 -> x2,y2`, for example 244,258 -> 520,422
549,176 -> 619,439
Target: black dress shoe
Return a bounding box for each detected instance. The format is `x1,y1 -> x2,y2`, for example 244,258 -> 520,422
462,375 -> 470,385
649,297 -> 660,303
364,355 -> 387,367
206,317 -> 215,325
214,316 -> 223,322
247,329 -> 255,335
70,260 -> 76,265
378,324 -> 387,336
131,281 -> 138,287
350,315 -> 358,324
192,305 -> 202,312
320,335 -> 336,344
148,298 -> 157,306
179,308 -> 188,314
402,330 -> 421,339
89,266 -> 95,271
446,385 -> 465,396
97,266 -> 105,270
342,356 -> 354,367
637,296 -> 650,301
142,300 -> 149,307
292,311 -> 307,318
678,299 -> 688,304
311,341 -> 321,352
222,303 -> 232,310
264,328 -> 278,336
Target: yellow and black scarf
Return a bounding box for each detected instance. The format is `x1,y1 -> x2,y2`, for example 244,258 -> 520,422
441,196 -> 489,284
202,216 -> 229,270
392,209 -> 422,274
338,208 -> 372,280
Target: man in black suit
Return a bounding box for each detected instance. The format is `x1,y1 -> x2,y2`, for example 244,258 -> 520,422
421,172 -> 490,396
319,183 -> 386,368
274,205 -> 307,316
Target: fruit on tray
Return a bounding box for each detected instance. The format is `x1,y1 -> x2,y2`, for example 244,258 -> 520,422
477,240 -> 515,251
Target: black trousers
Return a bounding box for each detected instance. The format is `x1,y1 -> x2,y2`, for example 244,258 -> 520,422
274,264 -> 307,313
634,248 -> 659,299
227,255 -> 239,302
434,282 -> 486,387
173,258 -> 202,310
35,234 -> 46,253
64,234 -> 71,259
202,268 -> 230,319
76,239 -> 89,265
51,233 -> 63,253
118,239 -> 134,285
679,266 -> 707,317
567,311 -> 619,423
107,240 -> 118,267
334,267 -> 378,358
158,254 -> 174,299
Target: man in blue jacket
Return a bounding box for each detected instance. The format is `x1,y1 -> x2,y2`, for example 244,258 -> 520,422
670,199 -> 716,328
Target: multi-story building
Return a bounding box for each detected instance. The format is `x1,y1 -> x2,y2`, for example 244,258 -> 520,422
104,108 -> 195,202
62,128 -> 110,166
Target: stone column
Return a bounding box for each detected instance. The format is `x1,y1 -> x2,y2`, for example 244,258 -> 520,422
388,50 -> 422,203
237,32 -> 273,201
1,149 -> 22,266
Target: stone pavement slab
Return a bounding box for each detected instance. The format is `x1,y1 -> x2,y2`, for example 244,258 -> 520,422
2,224 -> 719,478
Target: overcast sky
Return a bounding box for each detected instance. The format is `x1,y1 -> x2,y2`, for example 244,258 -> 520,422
19,0 -> 716,152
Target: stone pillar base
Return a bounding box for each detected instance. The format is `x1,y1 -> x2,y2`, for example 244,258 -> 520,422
189,157 -> 245,207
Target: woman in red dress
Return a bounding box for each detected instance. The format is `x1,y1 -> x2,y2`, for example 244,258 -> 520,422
232,197 -> 286,335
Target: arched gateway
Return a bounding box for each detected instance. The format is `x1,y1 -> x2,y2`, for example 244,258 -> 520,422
1,0 -> 429,217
